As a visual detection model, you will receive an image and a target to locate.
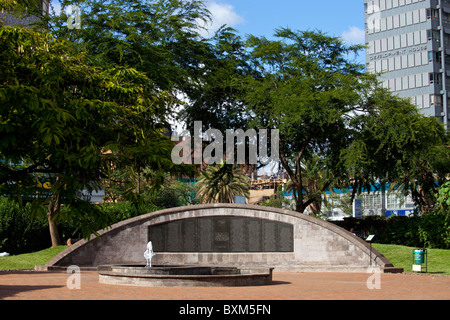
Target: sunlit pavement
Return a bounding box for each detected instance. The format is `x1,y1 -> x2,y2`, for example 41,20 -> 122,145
1,270 -> 449,300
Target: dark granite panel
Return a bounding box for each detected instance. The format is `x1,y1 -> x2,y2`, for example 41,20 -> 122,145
148,217 -> 293,253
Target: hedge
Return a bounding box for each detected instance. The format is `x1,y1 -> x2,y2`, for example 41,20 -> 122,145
333,213 -> 450,249
0,198 -> 50,254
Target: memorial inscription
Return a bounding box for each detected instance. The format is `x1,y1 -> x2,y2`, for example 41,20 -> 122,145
148,216 -> 294,253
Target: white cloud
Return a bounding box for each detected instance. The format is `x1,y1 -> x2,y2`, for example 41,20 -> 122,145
199,1 -> 245,36
341,26 -> 365,45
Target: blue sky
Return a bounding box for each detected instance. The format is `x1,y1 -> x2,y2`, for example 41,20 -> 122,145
203,0 -> 365,45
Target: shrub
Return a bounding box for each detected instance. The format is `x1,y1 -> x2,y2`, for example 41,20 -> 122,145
333,214 -> 449,249
0,197 -> 50,254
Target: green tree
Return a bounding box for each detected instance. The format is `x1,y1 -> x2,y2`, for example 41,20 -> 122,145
436,181 -> 450,213
47,1 -> 253,139
145,179 -> 199,208
242,28 -> 449,215
170,179 -> 199,206
178,25 -> 253,134
47,0 -> 210,96
342,89 -> 449,214
0,26 -> 188,245
196,163 -> 250,204
435,181 -> 450,247
298,156 -> 330,216
242,28 -> 368,214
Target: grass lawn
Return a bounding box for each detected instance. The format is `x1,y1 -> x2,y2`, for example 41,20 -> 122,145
373,243 -> 450,275
0,246 -> 67,270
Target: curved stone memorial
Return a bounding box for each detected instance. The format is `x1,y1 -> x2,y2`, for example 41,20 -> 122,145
44,204 -> 399,273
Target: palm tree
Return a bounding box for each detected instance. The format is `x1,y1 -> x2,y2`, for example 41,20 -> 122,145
196,163 -> 250,204
284,155 -> 330,216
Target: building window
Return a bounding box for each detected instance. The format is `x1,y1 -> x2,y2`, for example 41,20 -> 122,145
421,30 -> 427,44
401,55 -> 408,69
423,94 -> 430,109
408,54 -> 415,68
429,51 -> 434,62
422,51 -> 428,65
393,14 -> 400,28
387,16 -> 393,30
420,8 -> 427,23
388,37 -> 394,50
381,38 -> 387,51
414,31 -> 421,45
395,56 -> 401,70
406,11 -> 413,25
443,12 -> 450,24
401,34 -> 407,47
386,0 -> 392,10
430,94 -> 443,106
394,35 -> 401,49
403,76 -> 409,90
400,13 -> 406,27
414,52 -> 422,66
422,73 -> 429,86
416,73 -> 423,87
429,73 -> 442,85
395,77 -> 402,90
413,10 -> 420,24
416,95 -> 423,109
427,9 -> 440,23
389,58 -> 395,71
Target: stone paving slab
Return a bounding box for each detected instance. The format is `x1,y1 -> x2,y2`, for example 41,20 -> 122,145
1,270 -> 449,300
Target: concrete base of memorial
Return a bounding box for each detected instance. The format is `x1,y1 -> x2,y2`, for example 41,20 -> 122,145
97,265 -> 274,287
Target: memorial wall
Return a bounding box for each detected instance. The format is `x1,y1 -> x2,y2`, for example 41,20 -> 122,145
45,204 -> 394,272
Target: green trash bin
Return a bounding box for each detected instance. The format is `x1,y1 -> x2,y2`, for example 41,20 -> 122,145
413,249 -> 425,264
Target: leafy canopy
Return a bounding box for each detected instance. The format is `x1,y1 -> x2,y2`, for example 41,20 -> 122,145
242,28 -> 448,214
0,26 -> 191,237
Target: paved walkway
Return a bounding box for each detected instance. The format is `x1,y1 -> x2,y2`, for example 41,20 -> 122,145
1,270 -> 449,300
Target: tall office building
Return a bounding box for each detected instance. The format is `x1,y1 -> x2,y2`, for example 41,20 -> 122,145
365,0 -> 450,129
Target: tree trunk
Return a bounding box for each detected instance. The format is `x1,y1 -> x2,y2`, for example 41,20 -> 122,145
294,183 -> 306,213
308,200 -> 321,216
47,194 -> 62,247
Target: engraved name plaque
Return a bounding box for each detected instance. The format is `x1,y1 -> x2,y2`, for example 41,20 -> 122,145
148,216 -> 294,253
